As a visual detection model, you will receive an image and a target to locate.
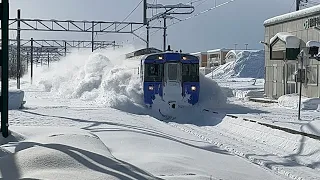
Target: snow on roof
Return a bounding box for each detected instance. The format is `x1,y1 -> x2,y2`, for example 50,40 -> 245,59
264,5 -> 320,26
190,51 -> 207,55
207,48 -> 231,53
306,40 -> 320,47
225,50 -> 260,58
270,32 -> 300,49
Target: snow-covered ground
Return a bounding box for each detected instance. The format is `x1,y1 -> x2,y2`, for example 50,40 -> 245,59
1,47 -> 320,179
0,47 -> 286,180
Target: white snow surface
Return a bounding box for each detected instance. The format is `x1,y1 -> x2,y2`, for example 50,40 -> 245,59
206,50 -> 265,79
278,93 -> 320,110
306,40 -> 320,48
0,126 -> 160,180
1,46 -> 292,180
264,4 -> 320,26
270,32 -> 301,49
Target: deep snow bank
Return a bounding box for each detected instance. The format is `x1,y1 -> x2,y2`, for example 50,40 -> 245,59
278,94 -> 320,110
0,126 -> 160,180
0,89 -> 25,109
208,50 -> 265,79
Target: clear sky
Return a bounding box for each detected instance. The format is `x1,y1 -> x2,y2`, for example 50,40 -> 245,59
9,0 -> 297,52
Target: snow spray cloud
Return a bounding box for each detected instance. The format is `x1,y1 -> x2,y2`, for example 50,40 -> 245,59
23,44 -> 226,116
24,45 -> 146,109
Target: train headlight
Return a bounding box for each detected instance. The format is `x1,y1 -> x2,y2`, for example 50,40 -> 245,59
148,85 -> 154,90
191,86 -> 196,91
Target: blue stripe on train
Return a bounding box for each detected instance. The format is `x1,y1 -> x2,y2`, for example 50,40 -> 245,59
143,82 -> 163,105
182,82 -> 200,105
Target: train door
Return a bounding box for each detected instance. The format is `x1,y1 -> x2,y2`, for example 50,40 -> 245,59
162,62 -> 182,104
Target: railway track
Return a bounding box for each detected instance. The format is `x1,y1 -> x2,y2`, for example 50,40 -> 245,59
160,108 -> 320,180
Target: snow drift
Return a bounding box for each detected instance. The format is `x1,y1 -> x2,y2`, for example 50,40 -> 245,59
0,89 -> 25,109
278,94 -> 320,110
207,50 -> 265,79
0,126 -> 160,180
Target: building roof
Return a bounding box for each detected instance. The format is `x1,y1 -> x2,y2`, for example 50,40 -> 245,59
207,48 -> 231,53
190,51 -> 207,55
270,32 -> 300,48
225,50 -> 261,58
264,5 -> 320,26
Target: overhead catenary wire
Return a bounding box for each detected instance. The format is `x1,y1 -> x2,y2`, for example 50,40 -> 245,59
149,0 -> 235,36
130,0 -> 206,41
97,0 -> 143,39
128,0 -> 235,47
168,0 -> 235,28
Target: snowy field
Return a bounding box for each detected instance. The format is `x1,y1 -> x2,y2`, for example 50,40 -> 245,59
1,47 -> 320,179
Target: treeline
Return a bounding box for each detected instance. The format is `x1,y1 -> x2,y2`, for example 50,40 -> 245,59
1,46 -> 28,79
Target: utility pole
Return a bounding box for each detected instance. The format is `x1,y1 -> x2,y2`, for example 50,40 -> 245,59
17,9 -> 21,89
296,0 -> 301,11
163,16 -> 167,51
1,0 -> 10,138
144,0 -> 150,48
298,50 -> 304,120
145,2 -> 194,50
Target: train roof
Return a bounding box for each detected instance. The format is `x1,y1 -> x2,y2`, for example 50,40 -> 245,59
142,52 -> 199,62
125,47 -> 162,59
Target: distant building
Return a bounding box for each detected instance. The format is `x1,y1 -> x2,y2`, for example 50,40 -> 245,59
190,51 -> 208,67
263,5 -> 320,99
206,48 -> 231,67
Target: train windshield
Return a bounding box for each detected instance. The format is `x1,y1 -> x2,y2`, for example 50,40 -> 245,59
144,63 -> 163,82
182,64 -> 199,82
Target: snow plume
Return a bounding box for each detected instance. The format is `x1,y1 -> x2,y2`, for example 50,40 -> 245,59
25,44 -> 226,115
198,73 -> 227,109
26,45 -> 145,109
208,50 -> 265,79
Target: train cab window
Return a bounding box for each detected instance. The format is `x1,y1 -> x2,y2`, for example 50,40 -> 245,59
144,63 -> 163,82
182,64 -> 199,82
189,64 -> 199,76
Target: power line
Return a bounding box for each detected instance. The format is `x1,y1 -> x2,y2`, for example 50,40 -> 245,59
120,0 -> 143,23
148,0 -> 235,39
168,0 -> 236,28
96,0 -> 143,40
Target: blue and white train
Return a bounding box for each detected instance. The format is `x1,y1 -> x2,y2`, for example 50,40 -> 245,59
126,46 -> 200,109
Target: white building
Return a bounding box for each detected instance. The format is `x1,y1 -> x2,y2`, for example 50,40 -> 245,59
206,48 -> 231,67
190,51 -> 208,67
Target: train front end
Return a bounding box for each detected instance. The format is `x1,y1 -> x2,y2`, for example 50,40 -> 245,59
142,52 -> 200,109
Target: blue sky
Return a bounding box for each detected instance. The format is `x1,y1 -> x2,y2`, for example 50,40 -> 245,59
9,0 -> 296,52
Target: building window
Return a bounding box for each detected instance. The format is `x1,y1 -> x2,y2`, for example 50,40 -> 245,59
307,65 -> 318,85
